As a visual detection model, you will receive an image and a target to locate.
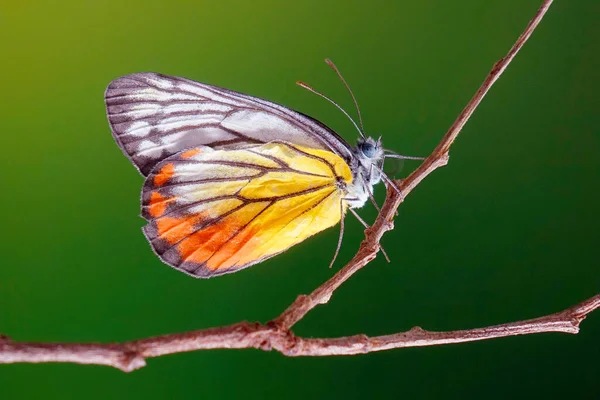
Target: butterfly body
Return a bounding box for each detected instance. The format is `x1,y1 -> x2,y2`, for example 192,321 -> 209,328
105,73 -> 385,277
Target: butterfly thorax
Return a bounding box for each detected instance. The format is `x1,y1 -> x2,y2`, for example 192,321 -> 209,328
345,137 -> 384,209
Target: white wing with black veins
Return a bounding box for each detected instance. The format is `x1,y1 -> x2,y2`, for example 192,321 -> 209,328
105,73 -> 353,176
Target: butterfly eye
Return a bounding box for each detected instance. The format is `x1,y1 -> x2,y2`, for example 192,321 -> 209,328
360,142 -> 377,158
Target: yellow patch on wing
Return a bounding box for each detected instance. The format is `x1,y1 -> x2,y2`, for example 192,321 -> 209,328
142,142 -> 352,277
206,187 -> 341,271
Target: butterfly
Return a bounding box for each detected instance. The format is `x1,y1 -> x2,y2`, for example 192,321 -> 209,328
104,61 -> 418,278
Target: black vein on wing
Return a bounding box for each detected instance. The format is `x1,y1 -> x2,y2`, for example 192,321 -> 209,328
122,120 -> 253,146
108,100 -> 218,110
125,76 -> 211,100
269,141 -> 338,177
241,188 -> 338,266
123,74 -> 348,156
108,76 -> 350,166
132,137 -> 259,160
129,75 -> 252,108
205,185 -> 338,271
220,90 -> 349,155
135,136 -> 260,156
166,75 -> 257,108
106,73 -> 353,160
166,159 -> 330,179
152,202 -> 250,247
145,174 -> 263,192
146,182 -> 334,224
106,97 -> 228,108
120,114 -> 225,137
246,149 -> 290,168
109,108 -> 230,125
186,200 -> 275,266
151,184 -> 335,252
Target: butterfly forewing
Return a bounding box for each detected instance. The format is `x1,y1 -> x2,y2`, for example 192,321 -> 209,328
105,73 -> 354,176
141,142 -> 351,277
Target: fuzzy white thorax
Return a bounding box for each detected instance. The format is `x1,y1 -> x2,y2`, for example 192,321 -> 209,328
345,136 -> 385,209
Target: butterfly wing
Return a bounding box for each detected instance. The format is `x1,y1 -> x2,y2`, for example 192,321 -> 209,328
105,73 -> 354,176
141,142 -> 352,277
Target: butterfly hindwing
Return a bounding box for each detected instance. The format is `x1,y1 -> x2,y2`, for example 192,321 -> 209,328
105,73 -> 354,176
141,142 -> 352,277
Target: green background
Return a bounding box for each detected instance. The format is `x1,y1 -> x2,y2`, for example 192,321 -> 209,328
1,0 -> 598,398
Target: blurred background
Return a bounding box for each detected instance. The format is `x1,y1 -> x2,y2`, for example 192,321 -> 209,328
1,0 -> 598,398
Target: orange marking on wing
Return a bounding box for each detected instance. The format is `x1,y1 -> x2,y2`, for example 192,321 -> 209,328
156,213 -> 203,244
205,224 -> 260,270
180,148 -> 202,159
149,192 -> 175,218
153,163 -> 175,187
177,217 -> 238,264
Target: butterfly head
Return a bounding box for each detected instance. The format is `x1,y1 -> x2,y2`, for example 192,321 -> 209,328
357,136 -> 384,164
345,136 -> 385,209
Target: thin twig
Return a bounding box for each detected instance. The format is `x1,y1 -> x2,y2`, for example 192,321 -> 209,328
1,295 -> 598,372
273,0 -> 554,330
2,0 -> 596,374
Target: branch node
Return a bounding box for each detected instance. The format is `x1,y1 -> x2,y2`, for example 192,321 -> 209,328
119,351 -> 146,372
491,58 -> 506,74
257,338 -> 273,352
273,330 -> 301,356
407,326 -> 426,336
235,321 -> 263,334
358,334 -> 372,353
439,152 -> 450,166
318,293 -> 332,305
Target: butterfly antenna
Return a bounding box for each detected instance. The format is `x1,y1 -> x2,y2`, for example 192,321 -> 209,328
297,81 -> 366,139
329,202 -> 346,269
325,59 -> 366,134
384,152 -> 426,161
348,208 -> 390,263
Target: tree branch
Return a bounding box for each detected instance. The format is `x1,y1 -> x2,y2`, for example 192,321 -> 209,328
3,0 -> 596,374
272,0 -> 554,331
2,295 -> 598,372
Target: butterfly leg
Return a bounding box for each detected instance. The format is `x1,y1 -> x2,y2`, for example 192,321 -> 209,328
328,201 -> 346,269
348,208 -> 391,263
361,169 -> 381,213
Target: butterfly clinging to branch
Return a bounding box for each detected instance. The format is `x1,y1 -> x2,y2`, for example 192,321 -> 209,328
104,60 -> 421,278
